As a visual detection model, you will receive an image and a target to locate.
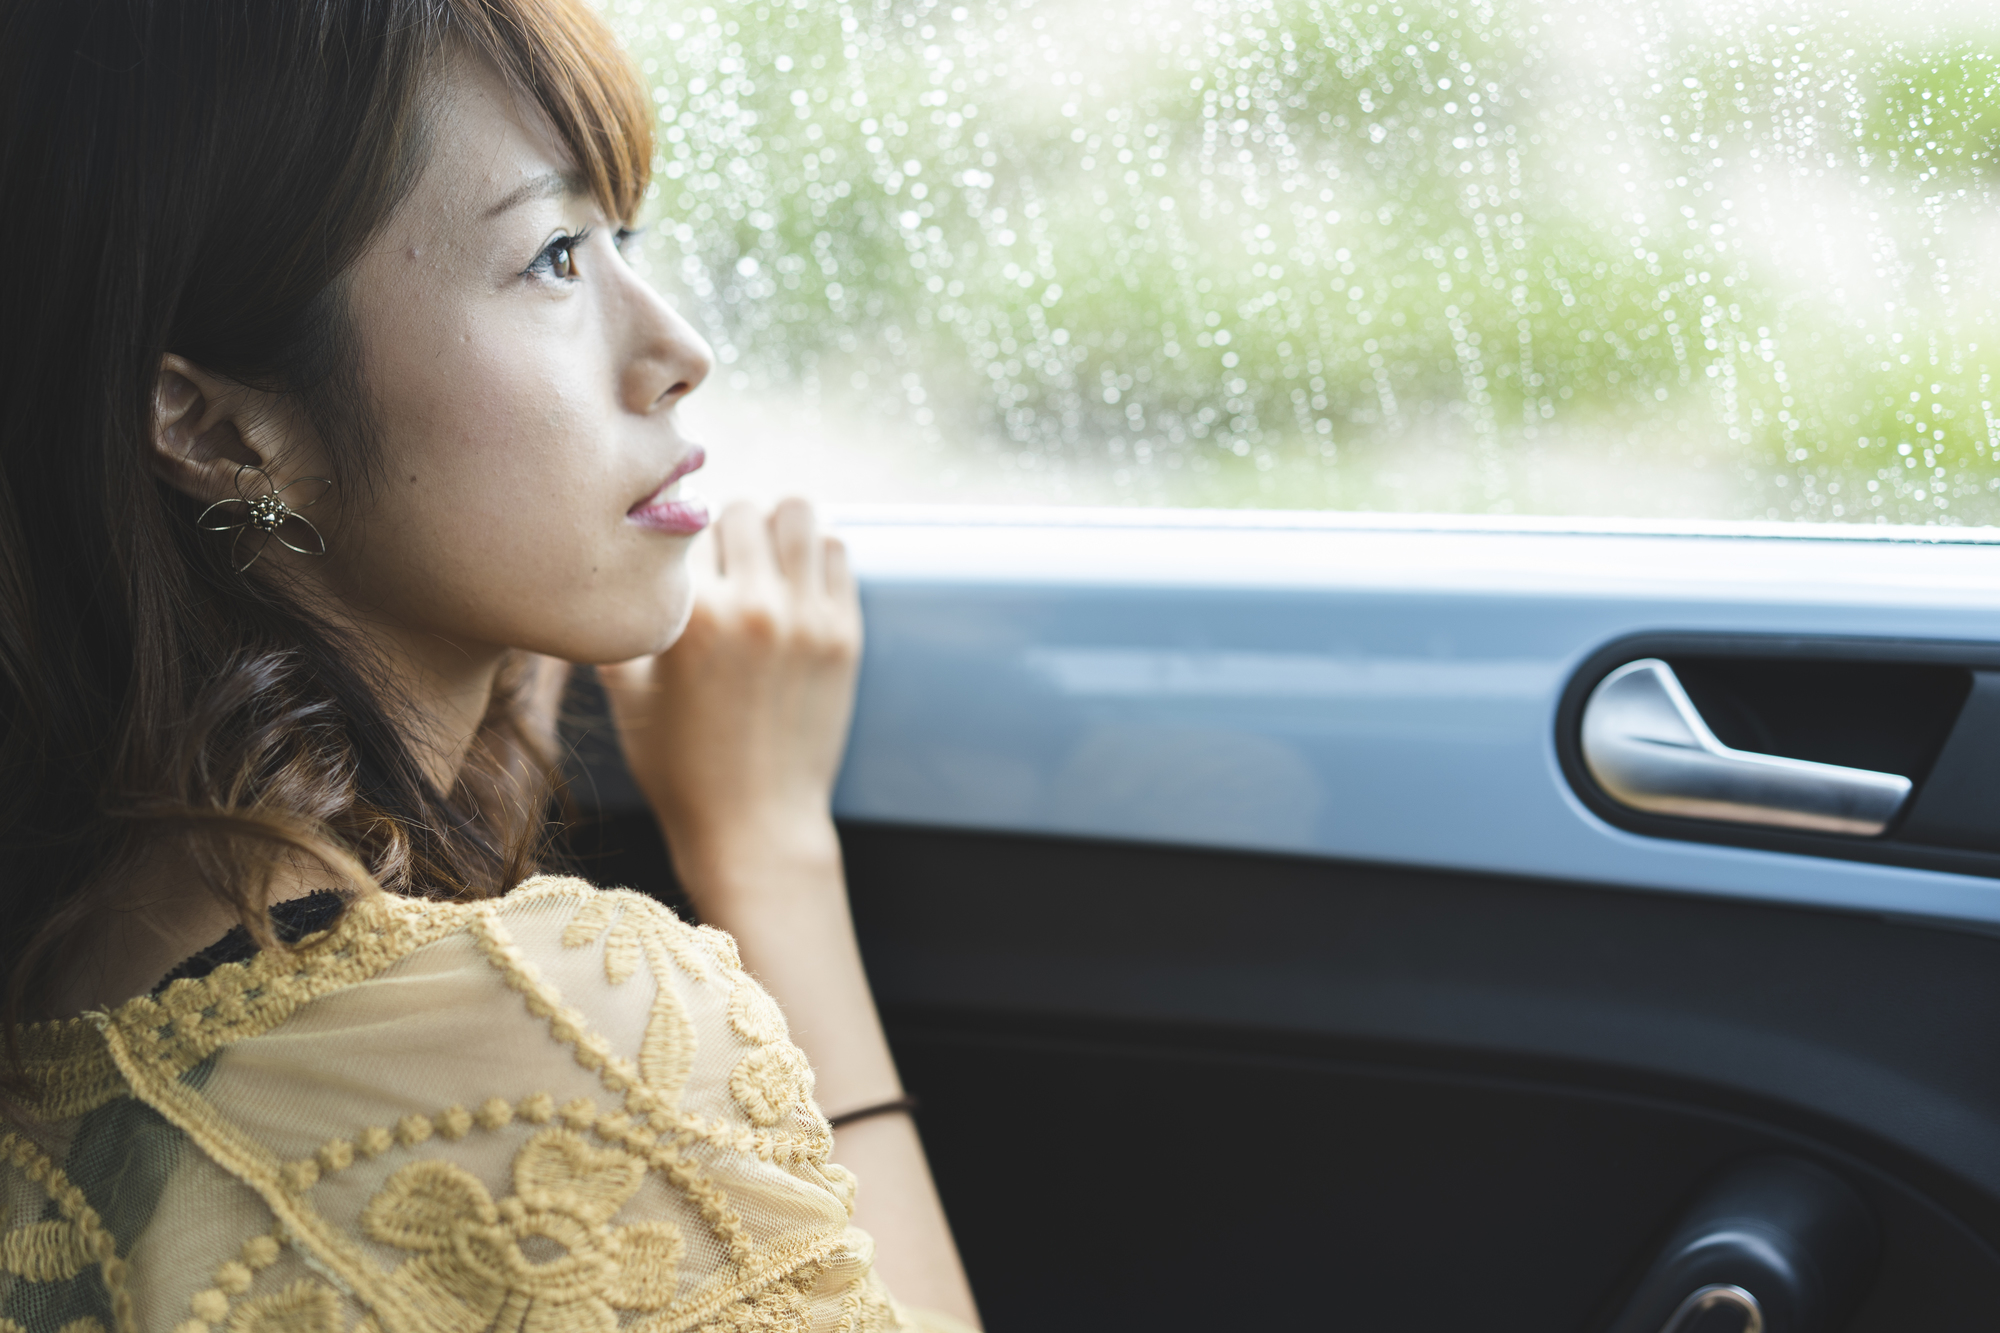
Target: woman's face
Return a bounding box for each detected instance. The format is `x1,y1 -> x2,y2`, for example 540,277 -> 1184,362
314,54 -> 712,668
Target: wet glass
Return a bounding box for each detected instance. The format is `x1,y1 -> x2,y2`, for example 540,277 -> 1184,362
614,0 -> 2000,523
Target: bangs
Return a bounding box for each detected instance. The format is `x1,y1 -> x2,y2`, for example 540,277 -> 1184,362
454,0 -> 653,223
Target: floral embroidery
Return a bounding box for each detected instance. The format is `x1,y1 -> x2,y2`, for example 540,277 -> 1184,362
0,1217 -> 96,1282
19,881 -> 910,1333
833,1270 -> 903,1333
559,896 -> 695,1097
726,984 -> 788,1047
362,1128 -> 683,1333
0,1133 -> 131,1333
688,1267 -> 815,1332
561,888 -> 817,1133
727,1045 -> 814,1129
174,1227 -> 293,1333
561,897 -> 640,984
223,1281 -> 339,1333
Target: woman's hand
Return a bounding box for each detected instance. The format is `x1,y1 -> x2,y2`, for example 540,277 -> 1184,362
598,498 -> 862,902
600,499 -> 979,1326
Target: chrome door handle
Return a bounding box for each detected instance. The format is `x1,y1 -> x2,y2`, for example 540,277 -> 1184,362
1580,659 -> 1912,837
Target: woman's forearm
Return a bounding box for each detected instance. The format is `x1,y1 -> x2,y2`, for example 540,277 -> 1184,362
671,817 -> 981,1327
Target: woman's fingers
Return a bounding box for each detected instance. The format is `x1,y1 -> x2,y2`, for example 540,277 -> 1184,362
715,500 -> 775,581
604,494 -> 866,879
689,500 -> 850,648
769,497 -> 824,595
823,536 -> 862,646
824,534 -> 855,603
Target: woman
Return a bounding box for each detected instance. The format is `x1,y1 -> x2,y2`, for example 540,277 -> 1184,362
0,1 -> 979,1330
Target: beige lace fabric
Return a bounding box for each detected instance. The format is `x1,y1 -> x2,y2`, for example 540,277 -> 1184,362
3,878 -> 960,1333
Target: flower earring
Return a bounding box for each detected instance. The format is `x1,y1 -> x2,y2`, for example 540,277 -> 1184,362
197,464 -> 333,572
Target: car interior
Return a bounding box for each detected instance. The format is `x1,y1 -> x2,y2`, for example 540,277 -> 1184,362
557,514 -> 2000,1333
585,0 -> 2000,1327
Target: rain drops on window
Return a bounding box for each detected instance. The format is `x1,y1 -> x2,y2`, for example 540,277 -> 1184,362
614,0 -> 2000,524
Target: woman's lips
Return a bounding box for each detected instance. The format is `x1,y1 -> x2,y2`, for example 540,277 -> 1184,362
629,446 -> 710,535
630,495 -> 710,535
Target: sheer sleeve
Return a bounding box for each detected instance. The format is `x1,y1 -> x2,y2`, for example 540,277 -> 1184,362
4,878 -> 925,1333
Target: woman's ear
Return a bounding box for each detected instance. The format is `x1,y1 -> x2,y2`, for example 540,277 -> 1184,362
149,354 -> 277,503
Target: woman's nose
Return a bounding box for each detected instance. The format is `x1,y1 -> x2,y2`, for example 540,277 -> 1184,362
622,278 -> 713,415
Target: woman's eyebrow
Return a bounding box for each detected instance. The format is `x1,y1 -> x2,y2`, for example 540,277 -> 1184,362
483,170 -> 585,220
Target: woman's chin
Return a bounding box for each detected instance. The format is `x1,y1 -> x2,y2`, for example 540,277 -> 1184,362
519,559 -> 694,665
590,594 -> 696,664
651,592 -> 697,655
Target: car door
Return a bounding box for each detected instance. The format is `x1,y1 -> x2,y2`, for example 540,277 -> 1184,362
827,514 -> 2000,1332
570,514 -> 2000,1331
582,0 -> 2000,1327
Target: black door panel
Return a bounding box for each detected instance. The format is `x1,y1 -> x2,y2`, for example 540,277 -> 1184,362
900,1030 -> 2000,1331
839,822 -> 2000,1330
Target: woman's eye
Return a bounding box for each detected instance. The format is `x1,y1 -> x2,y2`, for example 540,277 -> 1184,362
614,226 -> 644,255
529,228 -> 592,282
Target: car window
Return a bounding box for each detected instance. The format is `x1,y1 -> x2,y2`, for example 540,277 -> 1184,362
615,0 -> 2000,525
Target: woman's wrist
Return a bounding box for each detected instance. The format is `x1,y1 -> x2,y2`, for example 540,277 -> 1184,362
660,804 -> 845,907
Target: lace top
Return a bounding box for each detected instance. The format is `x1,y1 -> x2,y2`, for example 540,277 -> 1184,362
3,877 -> 952,1333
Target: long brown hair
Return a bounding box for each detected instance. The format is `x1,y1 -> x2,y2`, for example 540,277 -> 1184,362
0,0 -> 653,1032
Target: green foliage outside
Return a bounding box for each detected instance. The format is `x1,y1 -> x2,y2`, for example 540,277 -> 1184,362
611,0 -> 2000,522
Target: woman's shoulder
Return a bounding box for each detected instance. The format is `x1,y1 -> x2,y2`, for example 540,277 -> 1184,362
16,878 -> 772,1121
494,873 -> 744,977
3,877 -> 894,1333
93,877 -> 756,1087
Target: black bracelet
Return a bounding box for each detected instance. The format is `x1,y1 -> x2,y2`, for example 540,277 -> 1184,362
828,1095 -> 920,1129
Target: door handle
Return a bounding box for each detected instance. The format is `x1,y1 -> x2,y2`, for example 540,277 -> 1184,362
1580,659 -> 1911,837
